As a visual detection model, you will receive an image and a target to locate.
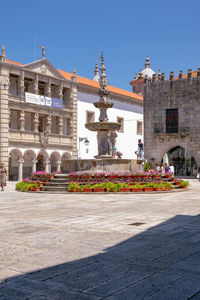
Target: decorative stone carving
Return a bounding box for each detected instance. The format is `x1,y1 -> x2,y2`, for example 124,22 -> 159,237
34,75 -> 39,94
58,116 -> 63,135
47,78 -> 51,97
40,64 -> 47,74
33,113 -> 39,132
20,71 -> 25,98
19,111 -> 25,131
46,114 -> 52,132
40,129 -> 50,148
59,84 -> 63,100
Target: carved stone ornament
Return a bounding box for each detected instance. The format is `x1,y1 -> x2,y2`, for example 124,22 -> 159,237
40,64 -> 47,74
40,129 -> 50,147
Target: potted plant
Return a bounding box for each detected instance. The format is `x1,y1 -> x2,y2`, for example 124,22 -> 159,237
92,183 -> 105,192
119,183 -> 130,192
153,183 -> 165,191
105,182 -> 119,192
68,183 -> 80,192
131,184 -> 143,192
165,172 -> 173,179
80,184 -> 93,192
164,183 -> 173,191
94,173 -> 105,180
81,173 -> 92,181
180,181 -> 189,189
31,183 -> 40,192
143,183 -> 154,192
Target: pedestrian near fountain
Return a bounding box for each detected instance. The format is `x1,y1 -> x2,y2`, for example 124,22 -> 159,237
169,163 -> 174,174
155,163 -> 161,173
138,139 -> 144,160
0,163 -> 7,191
164,163 -> 170,173
160,163 -> 165,174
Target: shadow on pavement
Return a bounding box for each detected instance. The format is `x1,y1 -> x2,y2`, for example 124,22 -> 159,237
1,214 -> 200,299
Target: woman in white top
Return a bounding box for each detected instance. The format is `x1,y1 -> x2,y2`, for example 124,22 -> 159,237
169,163 -> 174,174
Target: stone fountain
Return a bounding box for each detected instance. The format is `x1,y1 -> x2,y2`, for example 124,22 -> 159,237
85,54 -> 121,158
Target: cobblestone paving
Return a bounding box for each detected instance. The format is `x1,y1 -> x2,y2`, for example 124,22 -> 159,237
0,180 -> 200,299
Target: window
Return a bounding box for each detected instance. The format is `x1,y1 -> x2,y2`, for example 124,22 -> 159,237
137,121 -> 143,135
86,111 -> 95,123
166,109 -> 178,133
117,117 -> 124,132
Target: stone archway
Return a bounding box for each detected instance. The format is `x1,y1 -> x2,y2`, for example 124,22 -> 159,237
23,150 -> 36,178
61,152 -> 71,173
36,151 -> 49,172
50,152 -> 61,173
9,149 -> 23,181
162,146 -> 197,176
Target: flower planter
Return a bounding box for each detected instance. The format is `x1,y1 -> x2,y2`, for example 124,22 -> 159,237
154,188 -> 164,191
69,175 -> 79,181
82,188 -> 92,192
175,182 -> 181,185
164,187 -> 172,191
94,176 -> 105,180
31,187 -> 40,192
181,185 -> 187,189
93,188 -> 105,192
81,176 -> 92,181
38,182 -> 43,187
119,188 -> 130,192
69,188 -> 80,192
143,187 -> 154,192
132,188 -> 143,192
107,175 -> 118,180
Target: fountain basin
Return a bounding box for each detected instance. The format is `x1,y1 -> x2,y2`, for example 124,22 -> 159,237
94,102 -> 113,109
85,122 -> 121,131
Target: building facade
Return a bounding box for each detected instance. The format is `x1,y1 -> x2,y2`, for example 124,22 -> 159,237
0,46 -> 143,180
143,69 -> 200,176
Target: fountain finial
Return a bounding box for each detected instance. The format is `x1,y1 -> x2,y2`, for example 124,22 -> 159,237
93,57 -> 100,81
99,52 -> 109,102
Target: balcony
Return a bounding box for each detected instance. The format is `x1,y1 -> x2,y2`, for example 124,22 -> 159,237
9,129 -> 73,146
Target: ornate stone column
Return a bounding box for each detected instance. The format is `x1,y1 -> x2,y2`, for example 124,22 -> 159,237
32,159 -> 38,172
47,78 -> 51,97
59,83 -> 63,100
18,159 -> 24,181
34,74 -> 39,95
33,113 -> 39,132
46,114 -> 51,133
58,116 -> 63,135
20,70 -> 25,98
19,110 -> 25,131
44,159 -> 50,173
56,160 -> 62,172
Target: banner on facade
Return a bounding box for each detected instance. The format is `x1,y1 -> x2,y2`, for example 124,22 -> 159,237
25,93 -> 63,109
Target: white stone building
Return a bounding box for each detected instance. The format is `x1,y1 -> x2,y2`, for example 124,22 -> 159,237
0,46 -> 143,181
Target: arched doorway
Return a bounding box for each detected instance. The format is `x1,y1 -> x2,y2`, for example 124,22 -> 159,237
9,149 -> 23,181
37,153 -> 45,171
50,152 -> 61,173
61,152 -> 71,173
162,146 -> 197,176
23,150 -> 36,178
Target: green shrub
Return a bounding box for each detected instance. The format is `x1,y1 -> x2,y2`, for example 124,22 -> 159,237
16,181 -> 39,192
68,183 -> 80,192
180,180 -> 189,187
144,162 -> 152,172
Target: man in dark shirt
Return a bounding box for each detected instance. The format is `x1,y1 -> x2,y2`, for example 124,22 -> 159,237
138,139 -> 144,160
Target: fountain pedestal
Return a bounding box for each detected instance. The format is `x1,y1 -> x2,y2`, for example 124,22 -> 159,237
85,53 -> 120,158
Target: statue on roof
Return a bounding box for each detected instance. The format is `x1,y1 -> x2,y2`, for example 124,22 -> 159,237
40,45 -> 46,59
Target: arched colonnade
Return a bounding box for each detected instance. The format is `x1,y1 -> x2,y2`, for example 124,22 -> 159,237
8,148 -> 72,181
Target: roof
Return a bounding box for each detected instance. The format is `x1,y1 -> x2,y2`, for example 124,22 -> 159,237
5,58 -> 143,101
174,71 -> 197,79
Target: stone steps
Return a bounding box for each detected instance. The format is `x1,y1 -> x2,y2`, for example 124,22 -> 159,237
40,186 -> 68,192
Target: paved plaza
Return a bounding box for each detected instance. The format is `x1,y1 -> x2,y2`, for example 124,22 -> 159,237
0,180 -> 200,299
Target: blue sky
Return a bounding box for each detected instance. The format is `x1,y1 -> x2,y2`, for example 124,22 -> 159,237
1,0 -> 200,90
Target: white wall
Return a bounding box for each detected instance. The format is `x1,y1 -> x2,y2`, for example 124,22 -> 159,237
77,91 -> 143,159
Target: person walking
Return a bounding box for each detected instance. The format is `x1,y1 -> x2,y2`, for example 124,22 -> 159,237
155,163 -> 161,173
164,163 -> 170,173
0,163 -> 7,191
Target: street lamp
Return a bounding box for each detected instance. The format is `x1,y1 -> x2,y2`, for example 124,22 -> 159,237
78,137 -> 90,158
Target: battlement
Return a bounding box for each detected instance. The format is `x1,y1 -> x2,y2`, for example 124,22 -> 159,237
144,68 -> 200,83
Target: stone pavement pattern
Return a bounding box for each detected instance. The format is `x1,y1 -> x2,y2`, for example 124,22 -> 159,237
0,181 -> 200,299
